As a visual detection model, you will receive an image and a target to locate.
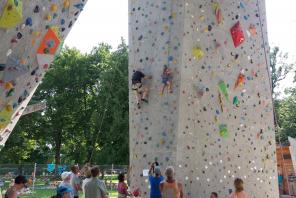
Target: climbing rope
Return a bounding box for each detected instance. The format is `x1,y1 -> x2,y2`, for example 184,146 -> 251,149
89,71 -> 115,163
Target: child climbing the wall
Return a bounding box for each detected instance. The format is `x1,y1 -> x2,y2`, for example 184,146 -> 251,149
160,66 -> 173,96
131,70 -> 152,109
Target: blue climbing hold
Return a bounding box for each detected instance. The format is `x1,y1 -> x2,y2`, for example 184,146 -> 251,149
25,17 -> 33,26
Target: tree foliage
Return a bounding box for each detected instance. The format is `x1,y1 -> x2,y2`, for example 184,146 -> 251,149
0,41 -> 129,165
270,47 -> 296,144
270,47 -> 294,98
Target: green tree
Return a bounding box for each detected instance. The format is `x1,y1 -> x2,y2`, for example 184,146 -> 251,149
0,42 -> 129,166
270,47 -> 294,98
277,90 -> 296,144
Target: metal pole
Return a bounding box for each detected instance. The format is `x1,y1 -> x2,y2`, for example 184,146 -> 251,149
32,163 -> 37,194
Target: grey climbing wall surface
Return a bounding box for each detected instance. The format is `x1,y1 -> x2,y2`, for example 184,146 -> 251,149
0,0 -> 88,147
129,0 -> 279,197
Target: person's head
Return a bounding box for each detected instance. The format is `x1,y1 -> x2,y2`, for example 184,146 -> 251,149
91,166 -> 100,178
85,168 -> 92,178
118,173 -> 125,182
165,166 -> 174,180
234,178 -> 244,192
71,165 -> 79,174
154,166 -> 161,176
56,186 -> 72,198
210,192 -> 218,198
14,175 -> 27,190
61,172 -> 71,182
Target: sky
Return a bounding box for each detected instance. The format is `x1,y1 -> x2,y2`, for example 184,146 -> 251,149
64,0 -> 295,90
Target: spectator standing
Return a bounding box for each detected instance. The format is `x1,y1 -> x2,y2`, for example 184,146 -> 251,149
117,173 -> 131,198
70,165 -> 82,198
82,168 -> 92,194
84,166 -> 109,198
5,175 -> 27,198
230,178 -> 248,198
59,172 -> 74,198
149,163 -> 164,198
160,166 -> 183,198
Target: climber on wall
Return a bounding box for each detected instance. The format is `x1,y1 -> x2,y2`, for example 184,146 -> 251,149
160,66 -> 173,96
131,69 -> 152,109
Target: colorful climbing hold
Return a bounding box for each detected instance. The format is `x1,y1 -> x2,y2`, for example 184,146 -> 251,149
230,21 -> 245,48
192,47 -> 204,60
0,0 -> 23,28
218,80 -> 229,101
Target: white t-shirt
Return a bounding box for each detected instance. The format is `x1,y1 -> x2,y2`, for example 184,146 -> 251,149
71,173 -> 81,196
84,177 -> 107,198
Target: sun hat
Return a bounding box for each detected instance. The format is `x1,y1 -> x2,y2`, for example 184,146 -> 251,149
61,172 -> 71,181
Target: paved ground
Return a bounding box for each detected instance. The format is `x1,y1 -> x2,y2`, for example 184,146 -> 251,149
281,195 -> 296,198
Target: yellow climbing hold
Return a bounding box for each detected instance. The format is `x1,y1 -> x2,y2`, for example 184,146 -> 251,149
45,14 -> 52,21
4,82 -> 13,90
5,105 -> 13,112
63,0 -> 70,9
0,0 -> 23,29
192,47 -> 204,60
50,4 -> 58,12
0,104 -> 13,129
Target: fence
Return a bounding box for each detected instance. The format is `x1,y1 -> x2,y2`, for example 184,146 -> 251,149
0,164 -> 128,195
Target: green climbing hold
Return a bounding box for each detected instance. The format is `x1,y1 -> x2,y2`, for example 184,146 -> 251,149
219,124 -> 228,138
218,80 -> 229,101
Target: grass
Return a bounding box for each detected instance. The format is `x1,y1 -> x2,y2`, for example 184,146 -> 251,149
1,189 -> 118,198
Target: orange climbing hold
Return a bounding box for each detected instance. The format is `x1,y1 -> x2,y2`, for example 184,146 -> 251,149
234,73 -> 246,90
212,3 -> 223,25
37,28 -> 61,55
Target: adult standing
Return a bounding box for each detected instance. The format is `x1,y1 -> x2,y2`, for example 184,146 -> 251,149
230,178 -> 248,198
70,165 -> 82,198
84,166 -> 109,198
160,166 -> 183,198
82,168 -> 92,194
149,163 -> 164,198
4,175 -> 27,198
59,172 -> 74,198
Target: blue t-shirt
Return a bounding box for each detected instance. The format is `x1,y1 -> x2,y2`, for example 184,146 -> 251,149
149,175 -> 164,198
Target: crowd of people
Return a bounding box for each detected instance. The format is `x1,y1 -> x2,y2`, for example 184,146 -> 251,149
4,163 -> 248,198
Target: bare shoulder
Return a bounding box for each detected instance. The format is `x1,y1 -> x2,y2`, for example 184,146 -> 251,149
177,182 -> 183,188
229,192 -> 234,198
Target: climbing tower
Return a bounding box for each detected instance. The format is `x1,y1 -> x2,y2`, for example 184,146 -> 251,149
129,0 -> 279,197
0,0 -> 88,147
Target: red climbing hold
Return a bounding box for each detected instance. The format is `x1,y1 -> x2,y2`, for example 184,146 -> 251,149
230,21 -> 245,48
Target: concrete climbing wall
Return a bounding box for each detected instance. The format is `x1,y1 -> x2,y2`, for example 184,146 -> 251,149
129,0 -> 279,197
0,0 -> 88,147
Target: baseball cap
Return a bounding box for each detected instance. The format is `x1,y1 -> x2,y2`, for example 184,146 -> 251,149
61,172 -> 71,181
57,186 -> 72,196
